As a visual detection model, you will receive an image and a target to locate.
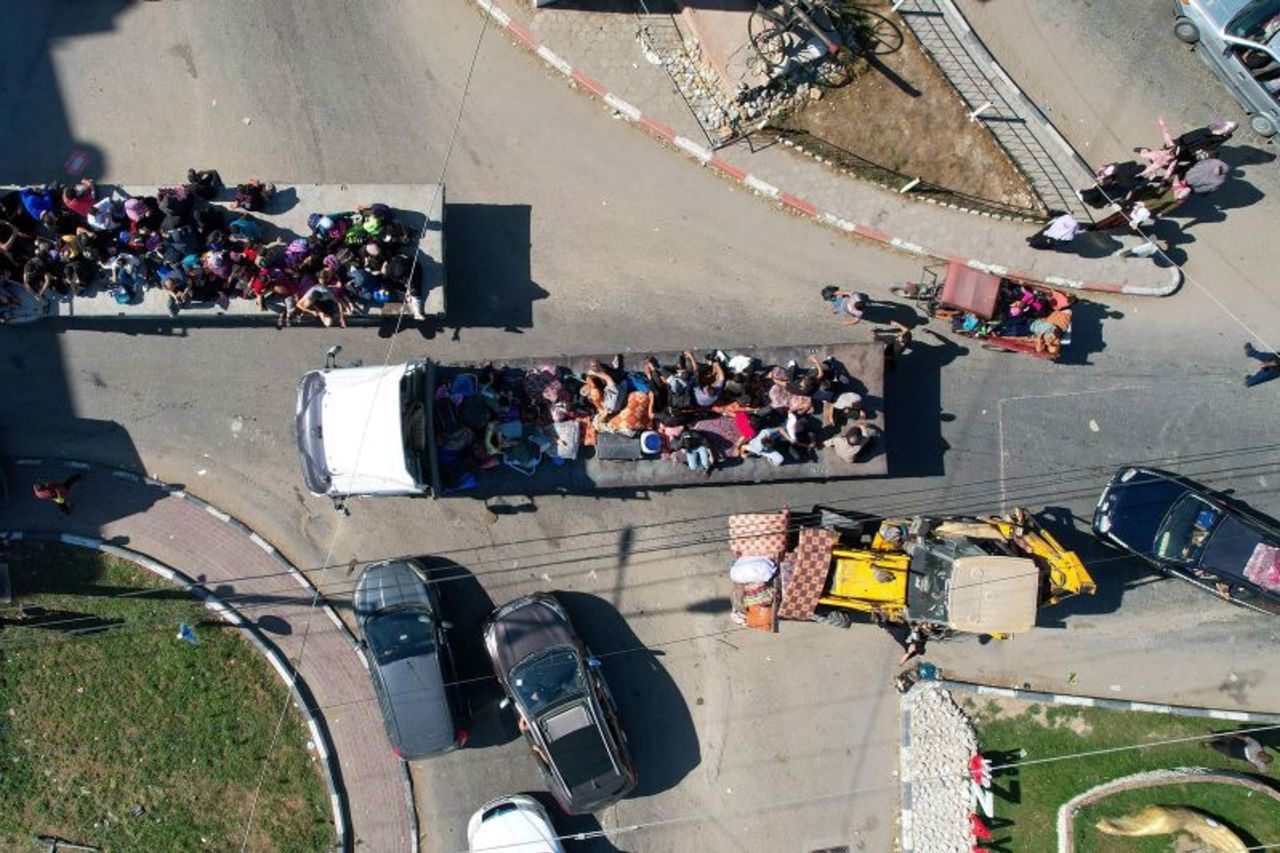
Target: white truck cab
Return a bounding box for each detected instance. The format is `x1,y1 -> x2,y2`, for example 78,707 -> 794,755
295,361 -> 433,500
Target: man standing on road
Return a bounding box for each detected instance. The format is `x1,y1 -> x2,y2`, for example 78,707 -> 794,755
32,473 -> 84,516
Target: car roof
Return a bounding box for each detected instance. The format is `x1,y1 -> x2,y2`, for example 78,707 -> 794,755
542,701 -> 619,792
355,560 -> 432,622
377,645 -> 456,757
1193,0 -> 1256,29
470,800 -> 561,853
946,556 -> 1039,634
488,595 -> 578,675
1203,513 -> 1275,579
299,364 -> 420,495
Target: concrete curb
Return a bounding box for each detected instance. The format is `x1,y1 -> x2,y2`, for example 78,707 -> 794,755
1056,767 -> 1280,853
8,457 -> 422,853
471,0 -> 1181,297
0,528 -> 351,852
936,677 -> 1280,724
899,687 -> 916,853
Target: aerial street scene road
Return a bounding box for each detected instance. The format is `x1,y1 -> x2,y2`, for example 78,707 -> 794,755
3,0 -> 1280,851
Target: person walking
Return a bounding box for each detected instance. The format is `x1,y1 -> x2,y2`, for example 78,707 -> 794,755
1077,161 -> 1147,208
898,626 -> 927,667
1244,342 -> 1280,388
31,473 -> 84,516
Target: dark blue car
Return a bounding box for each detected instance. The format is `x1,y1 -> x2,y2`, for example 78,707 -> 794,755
1092,467 -> 1280,614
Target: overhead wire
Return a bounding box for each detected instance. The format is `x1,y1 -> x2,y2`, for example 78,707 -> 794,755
7,452 -> 1280,647
7,435 -> 1275,610
234,10 -> 492,850
445,720 -> 1280,853
4,441 -> 1279,646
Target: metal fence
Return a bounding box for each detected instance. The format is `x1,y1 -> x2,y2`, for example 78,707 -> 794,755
754,124 -> 1050,222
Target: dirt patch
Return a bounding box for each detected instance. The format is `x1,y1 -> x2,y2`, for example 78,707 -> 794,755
775,13 -> 1040,212
964,695 -> 1092,736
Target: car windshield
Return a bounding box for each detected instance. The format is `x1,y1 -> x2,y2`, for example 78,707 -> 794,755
365,609 -> 435,665
511,648 -> 585,716
1154,495 -> 1223,564
1228,0 -> 1280,44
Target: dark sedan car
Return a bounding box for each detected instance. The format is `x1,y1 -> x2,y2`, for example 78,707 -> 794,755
1093,467 -> 1280,614
483,593 -> 637,814
354,559 -> 468,759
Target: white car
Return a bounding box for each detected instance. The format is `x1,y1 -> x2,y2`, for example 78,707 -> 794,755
467,795 -> 565,853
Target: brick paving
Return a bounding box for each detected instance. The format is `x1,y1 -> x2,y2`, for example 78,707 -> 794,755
0,460 -> 412,852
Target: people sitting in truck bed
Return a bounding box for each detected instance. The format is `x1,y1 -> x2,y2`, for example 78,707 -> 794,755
427,348 -> 880,488
0,172 -> 422,321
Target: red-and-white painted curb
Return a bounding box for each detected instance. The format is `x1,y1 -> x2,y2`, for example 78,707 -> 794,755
472,0 -> 1181,297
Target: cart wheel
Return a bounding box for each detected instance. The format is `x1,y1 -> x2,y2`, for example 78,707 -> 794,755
842,6 -> 903,55
747,9 -> 793,73
812,609 -> 854,629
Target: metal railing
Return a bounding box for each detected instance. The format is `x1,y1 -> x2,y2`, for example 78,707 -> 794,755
754,124 -> 1049,221
752,124 -> 1044,222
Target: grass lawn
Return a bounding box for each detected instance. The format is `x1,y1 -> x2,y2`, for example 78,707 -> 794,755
1074,782 -> 1280,852
964,695 -> 1280,852
0,541 -> 333,852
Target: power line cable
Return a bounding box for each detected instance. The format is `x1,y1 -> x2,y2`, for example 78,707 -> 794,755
4,444 -> 1278,645
7,422 -> 1277,604
443,720 -> 1280,853
235,13 -> 492,850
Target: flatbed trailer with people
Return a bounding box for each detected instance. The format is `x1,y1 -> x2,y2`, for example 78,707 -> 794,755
295,342 -> 887,503
0,177 -> 445,326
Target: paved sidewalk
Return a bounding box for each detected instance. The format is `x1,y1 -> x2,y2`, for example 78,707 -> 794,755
0,459 -> 414,853
479,0 -> 1180,296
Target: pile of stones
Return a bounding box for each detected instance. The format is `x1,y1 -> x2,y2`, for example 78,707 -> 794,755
907,683 -> 978,852
636,29 -> 814,137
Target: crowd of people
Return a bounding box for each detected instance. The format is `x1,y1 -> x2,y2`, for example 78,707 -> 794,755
0,172 -> 423,325
433,349 -> 881,488
950,282 -> 1074,357
1027,118 -> 1238,252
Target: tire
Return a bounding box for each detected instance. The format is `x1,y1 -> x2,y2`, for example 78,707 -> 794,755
1173,17 -> 1199,44
748,9 -> 792,72
1249,114 -> 1277,138
812,608 -> 854,629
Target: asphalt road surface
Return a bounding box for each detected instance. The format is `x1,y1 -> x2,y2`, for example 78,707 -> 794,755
2,2 -> 1279,852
